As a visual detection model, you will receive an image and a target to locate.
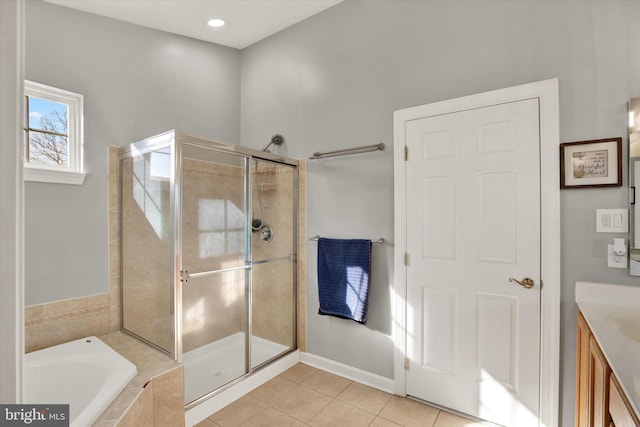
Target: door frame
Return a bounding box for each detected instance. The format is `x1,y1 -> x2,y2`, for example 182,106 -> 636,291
392,79 -> 561,427
1,0 -> 25,403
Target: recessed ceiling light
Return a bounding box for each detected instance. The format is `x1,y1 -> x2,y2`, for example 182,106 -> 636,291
207,18 -> 225,28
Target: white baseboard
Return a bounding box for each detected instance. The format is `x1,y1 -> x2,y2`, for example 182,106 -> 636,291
299,352 -> 395,394
185,350 -> 300,426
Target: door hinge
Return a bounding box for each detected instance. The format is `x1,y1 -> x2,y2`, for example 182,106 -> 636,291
404,146 -> 408,161
404,253 -> 409,266
540,279 -> 544,289
404,357 -> 410,370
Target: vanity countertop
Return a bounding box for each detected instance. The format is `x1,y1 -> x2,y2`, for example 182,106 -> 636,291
575,281 -> 640,420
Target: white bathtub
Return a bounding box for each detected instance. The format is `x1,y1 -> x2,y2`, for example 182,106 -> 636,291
24,336 -> 137,427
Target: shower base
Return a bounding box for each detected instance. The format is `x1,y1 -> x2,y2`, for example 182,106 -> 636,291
183,333 -> 289,404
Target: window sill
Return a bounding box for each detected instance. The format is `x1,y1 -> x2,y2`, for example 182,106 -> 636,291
24,167 -> 86,185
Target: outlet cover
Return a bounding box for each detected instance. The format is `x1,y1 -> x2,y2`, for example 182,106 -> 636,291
608,244 -> 628,269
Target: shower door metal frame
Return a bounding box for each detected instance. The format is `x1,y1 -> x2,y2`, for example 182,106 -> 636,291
175,134 -> 298,408
120,130 -> 298,408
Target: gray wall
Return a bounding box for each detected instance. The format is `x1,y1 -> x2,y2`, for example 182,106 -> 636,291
23,0 -> 640,425
25,0 -> 240,305
240,1 -> 640,426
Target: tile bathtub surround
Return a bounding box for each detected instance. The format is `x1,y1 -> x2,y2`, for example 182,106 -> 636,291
115,381 -> 154,427
108,145 -> 122,333
95,331 -> 184,426
195,363 -> 498,427
25,293 -> 110,352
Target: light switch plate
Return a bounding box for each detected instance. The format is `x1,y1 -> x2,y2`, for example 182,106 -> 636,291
596,209 -> 628,233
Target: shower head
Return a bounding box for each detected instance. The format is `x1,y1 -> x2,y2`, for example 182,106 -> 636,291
262,134 -> 285,152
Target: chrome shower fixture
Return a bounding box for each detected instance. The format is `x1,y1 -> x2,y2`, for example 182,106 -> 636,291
261,134 -> 284,152
259,225 -> 274,242
251,218 -> 263,232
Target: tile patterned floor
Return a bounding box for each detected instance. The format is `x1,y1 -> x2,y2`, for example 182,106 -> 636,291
195,363 -> 495,427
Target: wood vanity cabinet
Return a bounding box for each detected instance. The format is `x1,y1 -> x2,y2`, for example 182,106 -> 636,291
576,311 -> 640,427
576,312 -> 610,427
577,312 -> 590,427
589,333 -> 611,427
610,375 -> 640,427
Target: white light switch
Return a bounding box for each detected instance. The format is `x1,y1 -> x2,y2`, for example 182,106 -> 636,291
614,214 -> 623,228
596,209 -> 628,233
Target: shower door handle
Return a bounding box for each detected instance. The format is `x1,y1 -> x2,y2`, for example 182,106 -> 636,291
181,265 -> 251,284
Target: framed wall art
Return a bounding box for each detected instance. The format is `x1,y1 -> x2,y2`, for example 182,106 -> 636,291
560,137 -> 622,189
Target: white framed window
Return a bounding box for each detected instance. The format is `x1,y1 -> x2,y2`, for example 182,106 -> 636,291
23,80 -> 85,184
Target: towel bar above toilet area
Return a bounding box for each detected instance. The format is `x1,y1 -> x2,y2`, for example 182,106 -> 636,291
308,235 -> 385,245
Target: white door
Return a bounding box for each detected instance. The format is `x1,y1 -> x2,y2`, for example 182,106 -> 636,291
404,98 -> 541,426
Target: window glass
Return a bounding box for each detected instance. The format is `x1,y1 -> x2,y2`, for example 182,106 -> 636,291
25,96 -> 70,166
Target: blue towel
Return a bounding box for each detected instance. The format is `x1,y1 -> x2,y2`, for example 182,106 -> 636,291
317,238 -> 371,324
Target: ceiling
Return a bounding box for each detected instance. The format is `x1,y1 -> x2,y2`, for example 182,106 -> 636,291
44,0 -> 342,50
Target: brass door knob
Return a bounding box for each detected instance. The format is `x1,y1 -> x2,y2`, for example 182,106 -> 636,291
508,277 -> 535,289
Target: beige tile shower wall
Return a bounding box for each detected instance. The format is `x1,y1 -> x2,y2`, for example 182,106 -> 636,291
252,261 -> 294,346
181,159 -> 246,353
251,163 -> 297,348
107,151 -> 307,355
121,155 -> 173,352
251,163 -> 293,261
181,159 -> 245,273
25,293 -> 110,352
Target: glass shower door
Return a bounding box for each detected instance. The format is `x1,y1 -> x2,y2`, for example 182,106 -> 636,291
250,159 -> 296,369
180,143 -> 249,404
121,146 -> 174,354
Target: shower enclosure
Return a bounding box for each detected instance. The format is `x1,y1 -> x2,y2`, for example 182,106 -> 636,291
118,131 -> 297,407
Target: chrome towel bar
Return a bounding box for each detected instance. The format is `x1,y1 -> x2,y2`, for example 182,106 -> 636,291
309,235 -> 385,245
309,143 -> 385,160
